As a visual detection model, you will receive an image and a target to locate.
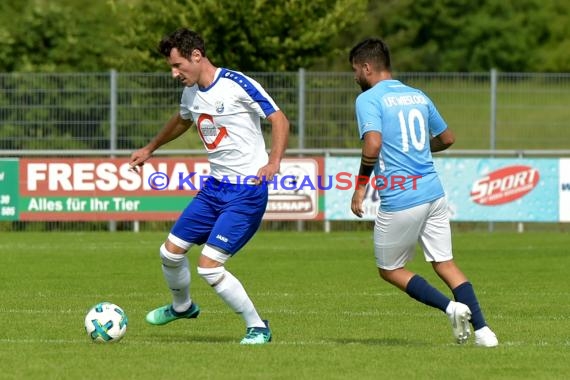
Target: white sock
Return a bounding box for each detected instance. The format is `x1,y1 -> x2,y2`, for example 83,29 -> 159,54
216,271 -> 265,328
198,266 -> 264,328
160,244 -> 191,313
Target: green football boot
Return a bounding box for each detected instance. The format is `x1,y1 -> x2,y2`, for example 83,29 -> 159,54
240,320 -> 272,345
145,303 -> 200,325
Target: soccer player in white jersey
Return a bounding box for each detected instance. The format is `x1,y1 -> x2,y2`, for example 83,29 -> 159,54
129,28 -> 289,344
348,38 -> 498,347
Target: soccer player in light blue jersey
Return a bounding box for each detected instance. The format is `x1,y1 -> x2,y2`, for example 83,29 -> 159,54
130,28 -> 289,344
349,38 -> 498,347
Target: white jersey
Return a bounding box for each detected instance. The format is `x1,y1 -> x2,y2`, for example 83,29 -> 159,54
179,68 -> 279,183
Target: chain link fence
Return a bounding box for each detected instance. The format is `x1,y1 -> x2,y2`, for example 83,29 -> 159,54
1,70 -> 569,232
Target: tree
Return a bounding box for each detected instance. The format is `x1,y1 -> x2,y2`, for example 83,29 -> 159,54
107,0 -> 368,72
341,0 -> 567,72
2,0 -> 569,73
0,0 -> 123,72
535,0 -> 570,72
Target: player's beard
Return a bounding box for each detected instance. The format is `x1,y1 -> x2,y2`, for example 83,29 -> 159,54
358,79 -> 371,92
356,74 -> 371,92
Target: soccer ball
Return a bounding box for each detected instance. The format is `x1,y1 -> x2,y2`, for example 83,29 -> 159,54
84,302 -> 128,343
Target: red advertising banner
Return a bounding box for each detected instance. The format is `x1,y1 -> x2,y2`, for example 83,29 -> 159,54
18,157 -> 324,221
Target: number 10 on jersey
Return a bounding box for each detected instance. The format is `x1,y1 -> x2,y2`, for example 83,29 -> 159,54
398,109 -> 426,152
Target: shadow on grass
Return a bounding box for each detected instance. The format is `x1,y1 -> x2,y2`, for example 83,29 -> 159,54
331,337 -> 429,346
145,333 -> 237,344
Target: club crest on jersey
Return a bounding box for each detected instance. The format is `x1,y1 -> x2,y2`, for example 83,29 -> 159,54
215,101 -> 224,114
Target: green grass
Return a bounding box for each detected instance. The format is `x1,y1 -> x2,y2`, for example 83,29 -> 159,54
0,231 -> 569,379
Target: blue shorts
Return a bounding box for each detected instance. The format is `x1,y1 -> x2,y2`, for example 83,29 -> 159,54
170,179 -> 268,255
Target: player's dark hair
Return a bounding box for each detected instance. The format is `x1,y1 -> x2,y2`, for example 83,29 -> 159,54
158,28 -> 207,59
349,38 -> 391,71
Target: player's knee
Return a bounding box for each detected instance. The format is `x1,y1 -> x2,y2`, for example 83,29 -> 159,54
378,268 -> 390,281
201,244 -> 231,264
197,266 -> 226,287
378,267 -> 398,283
159,243 -> 186,268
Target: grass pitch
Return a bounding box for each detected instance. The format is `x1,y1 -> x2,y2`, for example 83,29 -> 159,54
0,231 -> 568,379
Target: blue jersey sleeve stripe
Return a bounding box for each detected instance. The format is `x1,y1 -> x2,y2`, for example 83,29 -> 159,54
221,68 -> 278,117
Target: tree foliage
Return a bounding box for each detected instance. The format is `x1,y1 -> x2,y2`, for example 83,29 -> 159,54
0,0 -> 121,72
535,1 -> 570,72
107,0 -> 368,72
350,0 -> 570,72
1,0 -> 569,73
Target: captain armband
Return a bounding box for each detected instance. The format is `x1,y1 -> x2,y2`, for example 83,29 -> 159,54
356,155 -> 377,188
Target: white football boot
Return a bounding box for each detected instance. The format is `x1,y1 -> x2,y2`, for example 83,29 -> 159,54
447,301 -> 472,344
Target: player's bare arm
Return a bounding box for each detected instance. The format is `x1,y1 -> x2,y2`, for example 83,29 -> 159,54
255,110 -> 289,183
351,131 -> 381,218
430,128 -> 455,152
129,113 -> 193,171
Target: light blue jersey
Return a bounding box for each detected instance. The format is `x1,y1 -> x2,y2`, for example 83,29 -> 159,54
355,79 -> 447,211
